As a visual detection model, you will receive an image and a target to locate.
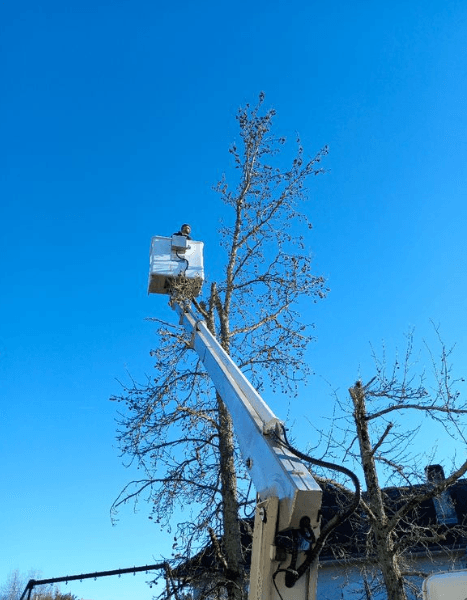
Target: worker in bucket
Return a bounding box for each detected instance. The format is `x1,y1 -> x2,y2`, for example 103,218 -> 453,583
174,224 -> 192,239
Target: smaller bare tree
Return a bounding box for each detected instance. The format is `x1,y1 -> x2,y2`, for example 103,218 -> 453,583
316,328 -> 467,600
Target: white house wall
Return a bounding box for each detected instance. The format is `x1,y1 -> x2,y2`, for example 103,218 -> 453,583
317,552 -> 467,600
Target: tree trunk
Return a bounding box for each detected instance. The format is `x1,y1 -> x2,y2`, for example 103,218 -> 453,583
217,392 -> 245,600
350,384 -> 408,600
374,535 -> 408,600
369,516 -> 408,600
206,292 -> 244,600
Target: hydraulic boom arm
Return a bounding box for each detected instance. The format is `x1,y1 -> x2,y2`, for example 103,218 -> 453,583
173,300 -> 322,600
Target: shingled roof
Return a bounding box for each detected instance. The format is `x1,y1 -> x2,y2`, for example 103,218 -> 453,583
319,474 -> 467,562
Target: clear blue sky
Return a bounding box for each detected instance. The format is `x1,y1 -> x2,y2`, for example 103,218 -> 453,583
2,1 -> 467,598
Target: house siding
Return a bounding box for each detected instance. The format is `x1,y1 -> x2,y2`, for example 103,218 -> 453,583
317,550 -> 467,600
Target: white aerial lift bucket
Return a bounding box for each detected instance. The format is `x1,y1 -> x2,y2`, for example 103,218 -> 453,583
148,235 -> 204,296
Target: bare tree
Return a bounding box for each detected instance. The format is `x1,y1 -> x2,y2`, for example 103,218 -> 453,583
316,329 -> 467,600
111,94 -> 328,600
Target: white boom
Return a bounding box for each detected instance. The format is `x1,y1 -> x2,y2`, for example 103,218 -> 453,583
174,301 -> 322,600
174,301 -> 322,532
